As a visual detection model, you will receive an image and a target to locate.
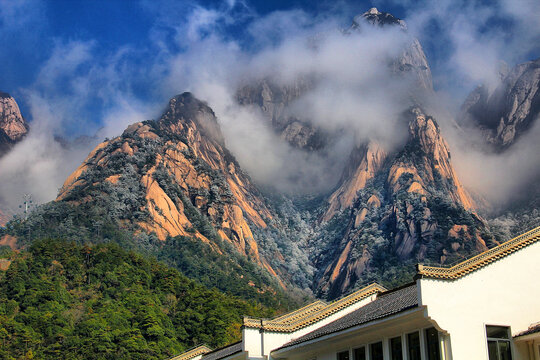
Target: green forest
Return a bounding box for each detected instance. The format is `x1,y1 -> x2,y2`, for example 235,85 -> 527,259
0,240 -> 275,360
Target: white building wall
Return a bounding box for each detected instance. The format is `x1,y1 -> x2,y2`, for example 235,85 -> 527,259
419,240 -> 540,360
242,294 -> 378,360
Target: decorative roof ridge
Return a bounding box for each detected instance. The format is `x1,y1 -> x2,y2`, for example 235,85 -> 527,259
243,283 -> 386,333
170,345 -> 212,360
417,226 -> 540,280
269,300 -> 327,324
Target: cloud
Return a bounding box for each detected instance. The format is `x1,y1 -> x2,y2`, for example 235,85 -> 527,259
157,6 -> 424,193
0,39 -> 161,211
449,114 -> 540,208
0,0 -> 539,210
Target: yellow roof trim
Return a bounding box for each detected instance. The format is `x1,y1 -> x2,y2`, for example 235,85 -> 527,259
243,282 -> 386,332
170,345 -> 212,360
417,226 -> 540,280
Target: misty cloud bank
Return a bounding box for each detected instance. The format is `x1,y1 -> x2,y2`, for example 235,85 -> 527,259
0,0 -> 539,213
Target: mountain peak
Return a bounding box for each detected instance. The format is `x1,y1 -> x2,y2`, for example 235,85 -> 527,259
352,8 -> 407,30
366,7 -> 381,15
158,92 -> 225,146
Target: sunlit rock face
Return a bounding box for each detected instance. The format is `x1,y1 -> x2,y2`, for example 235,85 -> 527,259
57,92 -> 282,279
314,107 -> 488,299
0,92 -> 28,157
459,57 -> 540,151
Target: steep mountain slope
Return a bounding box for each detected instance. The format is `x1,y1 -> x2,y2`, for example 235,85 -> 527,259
313,108 -> 491,299
459,57 -> 540,150
56,93 -> 278,275
1,9 -> 510,303
3,92 -> 303,308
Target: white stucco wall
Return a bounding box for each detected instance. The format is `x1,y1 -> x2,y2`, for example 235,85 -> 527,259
419,240 -> 540,360
242,294 -> 378,360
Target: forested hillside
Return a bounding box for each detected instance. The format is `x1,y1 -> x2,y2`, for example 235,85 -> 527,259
0,240 -> 276,360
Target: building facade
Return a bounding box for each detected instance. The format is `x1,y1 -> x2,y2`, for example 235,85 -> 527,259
171,226 -> 540,360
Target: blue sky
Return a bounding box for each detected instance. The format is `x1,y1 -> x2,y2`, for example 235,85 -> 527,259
1,0 -> 538,133
0,0 -> 539,210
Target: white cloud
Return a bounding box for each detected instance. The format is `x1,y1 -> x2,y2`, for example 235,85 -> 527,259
1,0 -> 539,209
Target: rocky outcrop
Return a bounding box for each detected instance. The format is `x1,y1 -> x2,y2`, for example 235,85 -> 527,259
0,93 -> 29,225
389,108 -> 475,210
57,93 -> 278,275
323,142 -> 387,221
0,92 -> 28,157
459,57 -> 540,150
350,8 -> 433,92
315,108 -> 488,299
236,9 -> 433,153
236,77 -> 328,150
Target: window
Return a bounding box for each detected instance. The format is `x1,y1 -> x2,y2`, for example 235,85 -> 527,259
370,342 -> 383,360
353,347 -> 366,360
390,336 -> 403,360
486,326 -> 512,360
407,332 -> 421,360
338,350 -> 350,360
425,327 -> 441,360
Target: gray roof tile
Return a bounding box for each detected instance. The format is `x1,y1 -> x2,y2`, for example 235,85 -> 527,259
276,283 -> 418,350
514,323 -> 540,338
202,342 -> 242,360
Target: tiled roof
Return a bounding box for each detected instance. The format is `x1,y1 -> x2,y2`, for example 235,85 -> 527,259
275,283 -> 418,350
514,323 -> 540,338
243,283 -> 386,332
417,226 -> 540,280
170,345 -> 212,360
201,342 -> 242,360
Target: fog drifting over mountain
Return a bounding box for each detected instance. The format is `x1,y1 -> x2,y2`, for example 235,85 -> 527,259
0,0 -> 539,212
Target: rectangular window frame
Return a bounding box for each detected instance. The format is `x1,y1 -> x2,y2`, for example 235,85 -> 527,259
407,331 -> 422,360
424,327 -> 441,360
486,325 -> 513,360
353,346 -> 366,360
390,336 -> 403,360
369,341 -> 384,360
337,349 -> 350,360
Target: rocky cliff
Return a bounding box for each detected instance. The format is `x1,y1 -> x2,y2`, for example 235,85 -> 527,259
350,8 -> 433,93
0,92 -> 29,225
236,76 -> 327,150
0,92 -> 28,157
236,9 -> 433,151
57,93 -> 280,277
459,57 -> 540,150
313,108 -> 489,299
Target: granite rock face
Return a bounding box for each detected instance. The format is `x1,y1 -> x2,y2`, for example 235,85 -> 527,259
459,57 -> 540,150
314,108 -> 487,299
236,77 -> 328,150
57,93 -> 282,280
236,9 -> 433,152
0,92 -> 28,157
350,8 -> 433,92
0,92 -> 29,225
